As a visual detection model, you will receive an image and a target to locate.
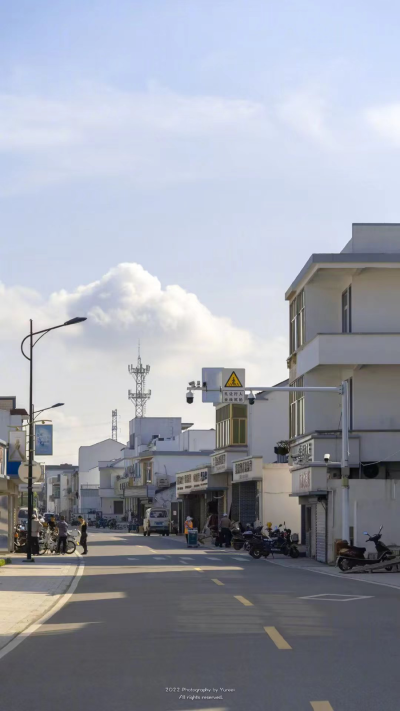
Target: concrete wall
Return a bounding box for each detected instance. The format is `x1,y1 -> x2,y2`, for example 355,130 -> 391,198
248,392 -> 289,462
304,283 -> 343,342
260,464 -> 301,533
350,224 -> 400,253
130,418 -> 182,453
352,269 -> 400,332
79,440 -> 124,473
303,368 -> 343,433
354,365 -> 400,429
181,429 -> 215,452
327,479 -> 400,562
156,453 -> 211,482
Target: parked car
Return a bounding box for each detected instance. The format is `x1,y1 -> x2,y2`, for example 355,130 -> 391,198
143,507 -> 170,536
17,507 -> 39,524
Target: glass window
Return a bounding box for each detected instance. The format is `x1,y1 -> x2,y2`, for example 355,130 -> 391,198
342,286 -> 352,333
233,419 -> 239,444
289,377 -> 305,438
239,419 -> 246,444
289,289 -> 305,354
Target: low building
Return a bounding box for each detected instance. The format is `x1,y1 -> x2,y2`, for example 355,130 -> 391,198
78,438 -> 125,516
0,397 -> 29,551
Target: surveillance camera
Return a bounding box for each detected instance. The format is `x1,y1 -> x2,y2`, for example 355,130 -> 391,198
186,391 -> 194,405
324,453 -> 331,464
248,392 -> 255,406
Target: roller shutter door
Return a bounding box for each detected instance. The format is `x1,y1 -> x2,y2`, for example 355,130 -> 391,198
316,501 -> 327,563
239,481 -> 257,526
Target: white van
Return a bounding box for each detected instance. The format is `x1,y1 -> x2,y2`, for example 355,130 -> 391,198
143,507 -> 170,536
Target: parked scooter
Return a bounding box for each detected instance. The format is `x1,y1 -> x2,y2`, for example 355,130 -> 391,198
248,537 -> 273,560
14,524 -> 27,552
337,526 -> 395,572
231,524 -> 263,551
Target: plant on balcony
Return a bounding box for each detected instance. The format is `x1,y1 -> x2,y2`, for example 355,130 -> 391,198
274,440 -> 289,456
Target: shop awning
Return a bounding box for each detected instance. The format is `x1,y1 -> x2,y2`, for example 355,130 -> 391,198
289,490 -> 328,497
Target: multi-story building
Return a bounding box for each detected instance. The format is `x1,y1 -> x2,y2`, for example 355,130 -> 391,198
178,383 -> 300,532
78,438 -> 125,517
120,417 -> 215,530
286,223 -> 400,562
45,464 -> 78,519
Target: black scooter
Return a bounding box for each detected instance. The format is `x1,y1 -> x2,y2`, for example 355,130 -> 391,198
337,526 -> 395,572
231,524 -> 263,551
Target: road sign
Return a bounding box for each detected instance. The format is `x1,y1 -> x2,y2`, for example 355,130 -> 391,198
222,389 -> 246,403
224,371 -> 243,388
18,462 -> 42,484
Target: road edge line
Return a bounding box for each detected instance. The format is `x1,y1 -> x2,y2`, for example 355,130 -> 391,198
0,553 -> 84,662
264,558 -> 400,591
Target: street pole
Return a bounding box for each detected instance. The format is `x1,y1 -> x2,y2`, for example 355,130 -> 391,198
27,320 -> 34,562
341,380 -> 350,543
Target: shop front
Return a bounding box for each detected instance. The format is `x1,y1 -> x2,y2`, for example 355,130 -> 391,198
232,456 -> 263,525
291,465 -> 328,563
176,466 -> 228,531
123,484 -> 156,524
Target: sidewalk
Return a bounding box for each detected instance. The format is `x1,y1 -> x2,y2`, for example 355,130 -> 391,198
0,553 -> 81,651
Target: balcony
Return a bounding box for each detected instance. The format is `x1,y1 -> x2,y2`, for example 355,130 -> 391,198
99,488 -> 123,499
296,333 -> 400,377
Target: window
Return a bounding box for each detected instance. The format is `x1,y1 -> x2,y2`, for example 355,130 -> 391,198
216,404 -> 247,448
348,377 -> 353,431
342,286 -> 352,333
290,290 -> 305,354
289,377 -> 305,438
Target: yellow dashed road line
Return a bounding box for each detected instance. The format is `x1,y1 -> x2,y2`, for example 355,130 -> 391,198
310,703 -> 334,711
234,595 -> 253,606
264,626 -> 292,650
211,579 -> 224,586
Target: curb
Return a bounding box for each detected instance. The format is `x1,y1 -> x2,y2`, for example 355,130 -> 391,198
0,552 -> 83,658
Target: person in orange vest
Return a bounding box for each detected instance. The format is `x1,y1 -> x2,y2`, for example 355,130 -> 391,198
184,516 -> 193,544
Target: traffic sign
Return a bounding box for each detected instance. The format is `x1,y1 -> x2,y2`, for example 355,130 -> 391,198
222,389 -> 246,403
224,371 -> 243,388
18,462 -> 42,484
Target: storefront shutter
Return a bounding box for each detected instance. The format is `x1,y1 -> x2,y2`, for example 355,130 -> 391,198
316,501 -> 327,563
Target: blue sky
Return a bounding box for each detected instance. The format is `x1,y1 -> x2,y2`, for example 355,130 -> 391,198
2,1 -> 400,460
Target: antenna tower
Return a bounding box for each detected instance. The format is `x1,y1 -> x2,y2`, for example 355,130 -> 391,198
128,342 -> 151,417
112,410 -> 118,440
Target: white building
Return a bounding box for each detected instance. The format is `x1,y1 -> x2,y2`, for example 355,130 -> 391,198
121,417 -> 215,530
78,438 -> 125,516
286,223 -> 400,562
178,384 -> 300,533
45,464 -> 78,518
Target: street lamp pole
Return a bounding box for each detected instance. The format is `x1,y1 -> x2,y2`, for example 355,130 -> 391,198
21,316 -> 87,562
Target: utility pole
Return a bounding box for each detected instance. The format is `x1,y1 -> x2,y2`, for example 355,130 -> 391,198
112,410 -> 118,440
128,342 -> 151,417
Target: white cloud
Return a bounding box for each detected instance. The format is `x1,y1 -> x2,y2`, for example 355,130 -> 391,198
365,103 -> 400,146
277,89 -> 334,148
0,263 -> 288,463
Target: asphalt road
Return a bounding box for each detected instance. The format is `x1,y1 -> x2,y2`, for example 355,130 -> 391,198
1,530 -> 400,711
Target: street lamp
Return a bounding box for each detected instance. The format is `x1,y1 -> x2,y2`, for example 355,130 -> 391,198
21,317 -> 87,562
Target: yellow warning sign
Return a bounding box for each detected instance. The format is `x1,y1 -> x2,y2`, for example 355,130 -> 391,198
225,371 -> 243,388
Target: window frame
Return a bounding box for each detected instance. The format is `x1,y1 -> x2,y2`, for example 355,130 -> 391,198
289,376 -> 305,438
342,285 -> 352,333
289,289 -> 305,354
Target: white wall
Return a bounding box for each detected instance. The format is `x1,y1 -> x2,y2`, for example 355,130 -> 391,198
303,368 -> 343,433
248,392 -> 289,462
260,464 -> 301,533
352,269 -> 400,333
328,479 -> 400,562
156,453 -> 211,482
79,439 -> 124,473
354,365 -> 400,429
350,224 -> 400,253
130,418 -> 182,453
181,429 -> 215,452
304,283 -> 344,342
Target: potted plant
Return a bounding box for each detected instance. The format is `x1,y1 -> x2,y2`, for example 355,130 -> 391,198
274,440 -> 289,456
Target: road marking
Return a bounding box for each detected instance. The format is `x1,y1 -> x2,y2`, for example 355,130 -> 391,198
234,595 -> 253,606
310,703 -> 334,711
264,627 -> 292,650
212,579 -> 224,586
299,593 -> 373,602
180,557 -> 193,559
127,558 -> 138,560
234,556 -> 249,561
154,556 -> 167,560
70,592 -> 126,602
195,567 -> 203,572
207,557 -> 221,561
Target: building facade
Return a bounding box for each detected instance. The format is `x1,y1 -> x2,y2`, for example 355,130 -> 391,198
286,223 -> 400,562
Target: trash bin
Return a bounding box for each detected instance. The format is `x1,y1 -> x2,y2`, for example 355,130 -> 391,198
187,528 -> 199,547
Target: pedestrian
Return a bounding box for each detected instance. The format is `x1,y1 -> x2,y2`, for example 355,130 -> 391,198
220,513 -> 232,548
57,515 -> 68,554
78,515 -> 88,555
184,516 -> 193,545
48,515 -> 57,532
31,514 -> 42,555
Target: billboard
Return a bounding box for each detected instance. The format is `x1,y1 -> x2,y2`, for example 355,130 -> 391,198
35,424 -> 53,456
8,430 -> 26,462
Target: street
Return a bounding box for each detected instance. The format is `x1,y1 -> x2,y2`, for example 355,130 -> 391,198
0,531 -> 399,710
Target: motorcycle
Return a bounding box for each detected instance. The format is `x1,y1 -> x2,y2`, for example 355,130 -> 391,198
337,526 -> 395,572
14,524 -> 27,552
231,524 -> 263,551
248,537 -> 273,560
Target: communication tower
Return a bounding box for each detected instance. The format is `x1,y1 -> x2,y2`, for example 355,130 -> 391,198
128,343 -> 151,417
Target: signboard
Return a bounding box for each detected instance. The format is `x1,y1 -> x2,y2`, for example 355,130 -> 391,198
201,367 -> 245,404
9,430 -> 26,462
35,424 -> 53,456
18,461 -> 42,484
176,468 -> 209,494
233,457 -> 263,482
212,452 -> 227,474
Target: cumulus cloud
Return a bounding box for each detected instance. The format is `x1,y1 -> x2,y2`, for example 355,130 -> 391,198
0,263 -> 288,463
365,103 -> 400,146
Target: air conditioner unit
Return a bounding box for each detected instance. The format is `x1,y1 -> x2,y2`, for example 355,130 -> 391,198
156,476 -> 169,488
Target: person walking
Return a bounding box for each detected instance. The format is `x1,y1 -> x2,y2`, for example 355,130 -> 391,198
184,516 -> 193,545
220,513 -> 232,548
78,516 -> 88,555
31,514 -> 42,555
57,515 -> 68,554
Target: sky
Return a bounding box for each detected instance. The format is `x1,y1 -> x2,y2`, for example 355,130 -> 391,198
2,1 -> 400,462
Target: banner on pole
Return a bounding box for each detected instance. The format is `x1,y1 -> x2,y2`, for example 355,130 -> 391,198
35,424 -> 53,456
